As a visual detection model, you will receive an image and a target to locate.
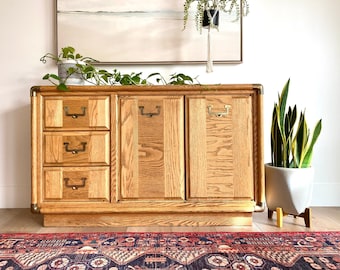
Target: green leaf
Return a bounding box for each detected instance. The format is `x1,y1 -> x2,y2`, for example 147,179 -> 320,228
292,112 -> 307,167
277,79 -> 290,140
49,74 -> 60,80
131,73 -> 142,84
101,75 -> 109,83
57,83 -> 68,91
61,46 -> 75,59
301,119 -> 322,167
67,67 -> 77,75
42,74 -> 50,80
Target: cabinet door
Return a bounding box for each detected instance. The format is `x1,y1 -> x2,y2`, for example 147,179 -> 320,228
187,95 -> 254,200
119,96 -> 185,200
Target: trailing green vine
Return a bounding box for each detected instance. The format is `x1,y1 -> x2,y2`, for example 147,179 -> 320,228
41,47 -> 199,91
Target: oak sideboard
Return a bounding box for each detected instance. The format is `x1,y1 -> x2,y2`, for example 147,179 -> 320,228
31,84 -> 264,226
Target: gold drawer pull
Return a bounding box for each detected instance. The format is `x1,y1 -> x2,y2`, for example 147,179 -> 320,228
64,177 -> 87,190
63,142 -> 87,154
207,105 -> 231,117
64,106 -> 86,119
139,106 -> 161,117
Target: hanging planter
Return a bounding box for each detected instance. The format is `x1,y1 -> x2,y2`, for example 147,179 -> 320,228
202,9 -> 219,29
183,0 -> 250,33
183,0 -> 250,73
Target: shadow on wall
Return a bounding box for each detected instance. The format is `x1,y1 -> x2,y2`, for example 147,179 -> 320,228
0,104 -> 31,208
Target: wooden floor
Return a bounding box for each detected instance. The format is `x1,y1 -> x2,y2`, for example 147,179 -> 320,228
0,207 -> 339,233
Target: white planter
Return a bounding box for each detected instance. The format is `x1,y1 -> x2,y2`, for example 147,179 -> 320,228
58,60 -> 85,85
265,164 -> 314,216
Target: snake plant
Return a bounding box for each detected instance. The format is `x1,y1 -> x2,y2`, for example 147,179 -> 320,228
270,79 -> 322,168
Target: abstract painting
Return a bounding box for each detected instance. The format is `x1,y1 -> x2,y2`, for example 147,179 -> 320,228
57,0 -> 242,64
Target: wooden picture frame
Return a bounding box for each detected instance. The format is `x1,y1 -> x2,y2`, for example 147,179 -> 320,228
56,0 -> 242,64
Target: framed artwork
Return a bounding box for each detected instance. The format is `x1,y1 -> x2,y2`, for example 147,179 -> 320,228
56,0 -> 242,64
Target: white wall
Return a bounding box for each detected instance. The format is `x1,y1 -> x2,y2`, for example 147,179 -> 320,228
0,0 -> 339,208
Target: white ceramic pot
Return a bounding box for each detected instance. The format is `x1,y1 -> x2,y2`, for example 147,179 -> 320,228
58,60 -> 85,85
265,164 -> 314,215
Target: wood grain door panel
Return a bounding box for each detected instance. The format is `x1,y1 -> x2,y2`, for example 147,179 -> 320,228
187,95 -> 254,200
119,96 -> 185,200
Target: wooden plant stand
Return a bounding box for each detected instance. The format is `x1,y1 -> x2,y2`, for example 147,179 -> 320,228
268,207 -> 311,228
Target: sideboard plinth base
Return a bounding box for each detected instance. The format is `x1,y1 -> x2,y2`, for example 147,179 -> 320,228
43,212 -> 253,227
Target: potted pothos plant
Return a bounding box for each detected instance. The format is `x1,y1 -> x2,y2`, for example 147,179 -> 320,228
41,46 -> 198,91
40,46 -> 97,90
265,78 -> 322,227
183,0 -> 249,33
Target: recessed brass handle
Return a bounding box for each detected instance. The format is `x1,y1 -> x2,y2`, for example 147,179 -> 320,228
64,177 -> 87,190
207,105 -> 231,117
63,142 -> 87,154
64,106 -> 86,119
139,106 -> 161,117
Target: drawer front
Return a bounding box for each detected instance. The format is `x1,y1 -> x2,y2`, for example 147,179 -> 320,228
43,167 -> 110,202
44,96 -> 110,130
44,132 -> 110,165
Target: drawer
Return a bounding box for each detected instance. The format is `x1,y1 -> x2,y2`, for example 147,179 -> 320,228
43,167 -> 110,202
44,132 -> 110,165
44,96 -> 110,130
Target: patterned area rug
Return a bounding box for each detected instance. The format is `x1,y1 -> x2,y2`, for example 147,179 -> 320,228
0,231 -> 339,269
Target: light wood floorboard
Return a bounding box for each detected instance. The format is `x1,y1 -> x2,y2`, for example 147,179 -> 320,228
0,207 -> 339,233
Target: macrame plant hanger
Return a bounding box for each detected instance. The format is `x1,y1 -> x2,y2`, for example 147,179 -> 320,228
204,9 -> 219,73
206,27 -> 213,73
